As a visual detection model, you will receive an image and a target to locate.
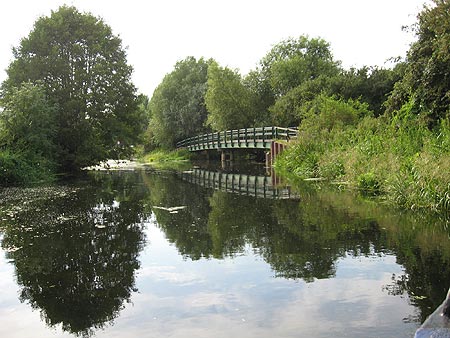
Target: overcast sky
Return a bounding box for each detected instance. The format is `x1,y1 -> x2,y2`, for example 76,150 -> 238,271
0,0 -> 430,96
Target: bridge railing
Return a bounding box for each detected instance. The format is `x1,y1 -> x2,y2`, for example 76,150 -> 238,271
176,126 -> 298,150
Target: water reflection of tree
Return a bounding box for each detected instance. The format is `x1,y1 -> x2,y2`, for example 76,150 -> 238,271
300,187 -> 450,323
144,169 -> 389,281
384,235 -> 450,323
143,172 -> 214,259
148,171 -> 450,323
1,171 -> 149,337
207,190 -> 387,281
385,214 -> 450,322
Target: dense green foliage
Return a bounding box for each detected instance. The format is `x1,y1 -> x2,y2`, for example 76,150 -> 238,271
1,6 -> 143,178
386,0 -> 450,123
250,36 -> 342,126
0,151 -> 50,185
0,82 -> 57,183
147,57 -> 211,149
0,1 -> 447,212
205,61 -> 260,130
146,34 -> 401,142
274,0 -> 450,211
275,103 -> 450,210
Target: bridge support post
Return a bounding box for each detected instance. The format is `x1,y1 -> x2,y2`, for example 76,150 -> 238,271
265,151 -> 271,168
221,150 -> 233,162
204,150 -> 210,162
268,141 -> 286,167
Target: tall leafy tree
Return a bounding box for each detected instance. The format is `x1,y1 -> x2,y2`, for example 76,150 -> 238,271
327,65 -> 404,117
0,82 -> 57,183
409,0 -> 450,122
148,57 -> 211,148
265,36 -> 340,97
0,82 -> 56,162
205,61 -> 259,131
248,36 -> 341,126
2,6 -> 140,170
386,0 -> 450,123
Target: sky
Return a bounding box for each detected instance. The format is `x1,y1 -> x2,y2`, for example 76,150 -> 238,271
0,0 -> 431,96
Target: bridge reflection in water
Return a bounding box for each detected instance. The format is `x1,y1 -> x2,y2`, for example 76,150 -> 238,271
180,168 -> 298,200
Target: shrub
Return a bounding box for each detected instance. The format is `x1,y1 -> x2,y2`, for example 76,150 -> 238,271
357,172 -> 381,196
0,151 -> 53,185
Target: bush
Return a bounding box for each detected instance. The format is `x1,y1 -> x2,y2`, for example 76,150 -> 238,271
299,94 -> 371,132
357,172 -> 381,196
0,151 -> 54,185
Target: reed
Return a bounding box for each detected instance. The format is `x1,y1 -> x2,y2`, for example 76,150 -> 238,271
276,99 -> 450,212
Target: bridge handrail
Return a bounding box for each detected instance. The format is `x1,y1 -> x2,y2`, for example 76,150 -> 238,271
176,126 -> 298,149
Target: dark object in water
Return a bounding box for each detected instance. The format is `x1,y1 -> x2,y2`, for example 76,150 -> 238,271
414,289 -> 450,338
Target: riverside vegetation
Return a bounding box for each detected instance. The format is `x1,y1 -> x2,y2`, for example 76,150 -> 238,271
274,0 -> 450,211
274,98 -> 450,211
0,1 -> 449,212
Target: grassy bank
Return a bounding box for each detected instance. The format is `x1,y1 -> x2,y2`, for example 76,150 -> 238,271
139,148 -> 192,170
275,100 -> 450,212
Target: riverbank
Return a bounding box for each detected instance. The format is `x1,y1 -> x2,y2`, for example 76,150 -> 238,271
275,114 -> 450,212
84,159 -> 145,171
138,148 -> 192,170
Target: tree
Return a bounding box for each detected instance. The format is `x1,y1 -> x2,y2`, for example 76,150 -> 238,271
2,6 -> 140,170
148,57 -> 211,148
0,82 -> 56,163
247,36 -> 341,127
258,36 -> 340,97
298,94 -> 372,133
386,0 -> 450,123
205,61 -> 259,131
269,75 -> 329,126
267,37 -> 340,97
324,65 -> 404,117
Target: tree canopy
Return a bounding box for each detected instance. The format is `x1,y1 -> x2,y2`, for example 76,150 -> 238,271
205,61 -> 260,131
262,36 -> 341,97
144,34 -> 404,142
408,0 -> 450,122
148,57 -> 211,148
0,82 -> 56,163
2,5 -> 142,171
386,0 -> 450,124
248,36 -> 342,126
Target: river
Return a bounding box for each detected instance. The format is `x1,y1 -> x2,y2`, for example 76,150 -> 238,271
0,163 -> 449,338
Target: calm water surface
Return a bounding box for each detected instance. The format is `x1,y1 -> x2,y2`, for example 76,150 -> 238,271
0,164 -> 449,338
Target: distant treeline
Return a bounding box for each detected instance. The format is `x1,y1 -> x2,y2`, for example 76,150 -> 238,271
144,39 -> 402,149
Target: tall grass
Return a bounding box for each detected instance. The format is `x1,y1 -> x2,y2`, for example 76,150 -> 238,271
140,148 -> 191,163
139,148 -> 192,170
275,96 -> 450,212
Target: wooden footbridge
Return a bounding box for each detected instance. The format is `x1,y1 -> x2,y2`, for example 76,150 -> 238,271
176,126 -> 298,165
